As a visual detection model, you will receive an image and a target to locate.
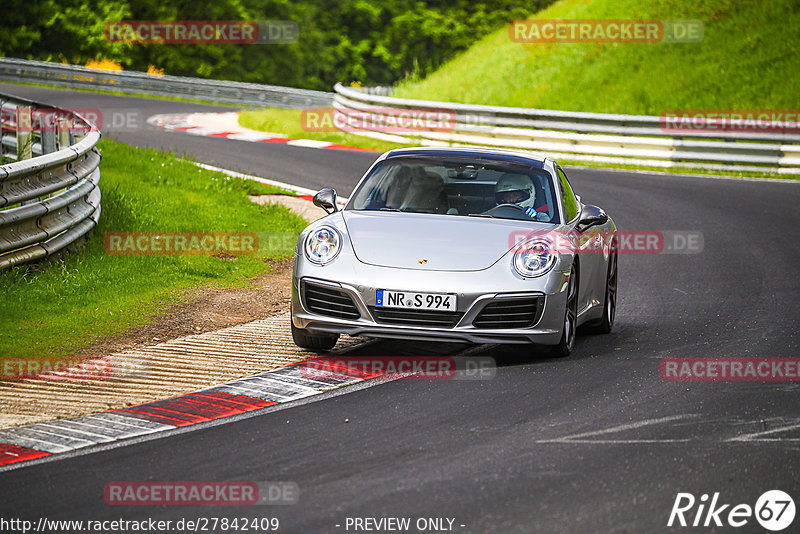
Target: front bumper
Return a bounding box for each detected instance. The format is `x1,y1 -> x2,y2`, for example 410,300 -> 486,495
291,254 -> 570,345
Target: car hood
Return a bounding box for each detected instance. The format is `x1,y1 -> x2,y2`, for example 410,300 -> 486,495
342,211 -> 559,271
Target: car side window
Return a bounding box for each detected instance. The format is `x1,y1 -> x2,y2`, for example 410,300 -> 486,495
557,167 -> 578,222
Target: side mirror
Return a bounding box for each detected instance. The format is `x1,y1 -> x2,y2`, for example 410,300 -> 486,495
313,188 -> 338,214
576,204 -> 608,231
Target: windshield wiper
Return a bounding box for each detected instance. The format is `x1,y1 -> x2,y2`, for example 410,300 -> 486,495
379,207 -> 402,212
467,213 -> 497,218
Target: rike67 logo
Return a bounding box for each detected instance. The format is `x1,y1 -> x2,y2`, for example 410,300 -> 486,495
668,490 -> 796,531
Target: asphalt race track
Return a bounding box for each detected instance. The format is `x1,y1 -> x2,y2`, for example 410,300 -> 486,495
1,84 -> 799,533
0,83 -> 375,193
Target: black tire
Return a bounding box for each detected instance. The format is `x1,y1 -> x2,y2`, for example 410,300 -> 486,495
585,249 -> 617,335
291,321 -> 339,351
551,264 -> 578,358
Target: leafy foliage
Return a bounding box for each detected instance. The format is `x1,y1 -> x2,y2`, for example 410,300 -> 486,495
1,0 -> 554,90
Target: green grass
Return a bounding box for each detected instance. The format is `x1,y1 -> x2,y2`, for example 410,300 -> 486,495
0,139 -> 309,358
238,107 -> 413,153
238,178 -> 299,197
394,0 -> 799,114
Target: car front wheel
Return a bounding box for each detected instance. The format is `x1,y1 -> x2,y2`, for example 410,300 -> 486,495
551,265 -> 577,358
291,317 -> 339,351
585,249 -> 617,335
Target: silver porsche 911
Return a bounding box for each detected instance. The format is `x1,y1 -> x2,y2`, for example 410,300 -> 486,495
291,147 -> 617,357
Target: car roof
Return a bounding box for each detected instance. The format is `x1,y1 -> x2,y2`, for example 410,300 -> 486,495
383,146 -> 549,169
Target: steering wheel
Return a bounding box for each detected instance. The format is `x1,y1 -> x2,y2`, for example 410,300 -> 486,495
482,203 -> 526,216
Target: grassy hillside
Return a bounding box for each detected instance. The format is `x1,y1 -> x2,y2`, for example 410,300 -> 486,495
395,0 -> 799,113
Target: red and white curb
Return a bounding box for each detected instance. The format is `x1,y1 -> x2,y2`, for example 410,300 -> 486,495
147,112 -> 376,153
0,355 -> 387,470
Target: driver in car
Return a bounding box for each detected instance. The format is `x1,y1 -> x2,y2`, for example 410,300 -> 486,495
494,173 -> 549,221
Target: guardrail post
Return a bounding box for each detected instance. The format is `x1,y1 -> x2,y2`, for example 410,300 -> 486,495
57,118 -> 70,150
42,115 -> 69,198
17,106 -> 37,206
16,106 -> 32,161
56,116 -> 75,201
41,117 -> 56,154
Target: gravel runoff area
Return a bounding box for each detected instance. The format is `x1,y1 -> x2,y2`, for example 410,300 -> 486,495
0,195 -> 333,429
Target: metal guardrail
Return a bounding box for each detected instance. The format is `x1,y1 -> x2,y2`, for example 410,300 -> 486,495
0,58 -> 333,109
0,93 -> 101,269
333,84 -> 800,175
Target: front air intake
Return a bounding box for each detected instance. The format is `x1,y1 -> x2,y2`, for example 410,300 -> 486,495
302,281 -> 361,320
370,307 -> 463,328
472,297 -> 543,329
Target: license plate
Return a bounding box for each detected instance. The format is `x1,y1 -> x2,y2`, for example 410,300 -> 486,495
376,290 -> 457,311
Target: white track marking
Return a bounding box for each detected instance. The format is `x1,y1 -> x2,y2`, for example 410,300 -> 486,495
286,139 -> 334,148
183,127 -> 225,136
226,132 -> 277,142
535,415 -> 697,444
726,421 -> 800,442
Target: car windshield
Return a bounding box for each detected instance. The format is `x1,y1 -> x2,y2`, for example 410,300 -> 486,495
347,155 -> 560,223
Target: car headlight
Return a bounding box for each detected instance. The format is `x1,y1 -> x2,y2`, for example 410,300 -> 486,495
513,238 -> 556,277
305,226 -> 342,264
